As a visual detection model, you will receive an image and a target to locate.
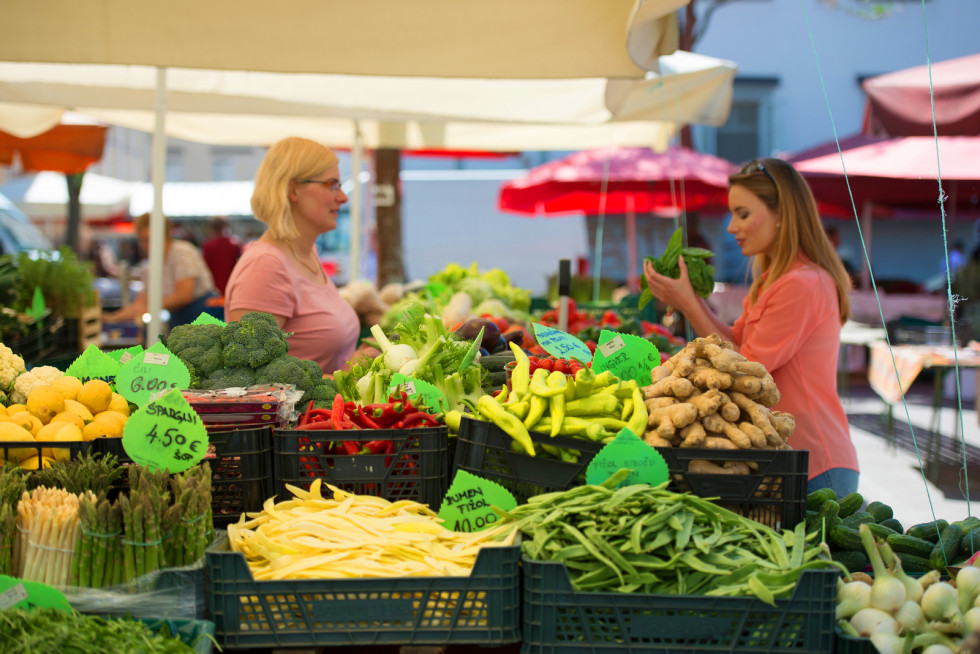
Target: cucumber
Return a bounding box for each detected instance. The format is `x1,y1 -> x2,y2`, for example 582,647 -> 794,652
817,499 -> 840,531
906,520 -> 949,543
829,524 -> 863,551
832,549 -> 869,573
896,552 -> 934,574
806,488 -> 837,511
960,527 -> 980,557
879,518 -> 904,534
930,523 -> 964,570
478,353 -> 516,372
865,522 -> 898,540
954,516 -> 980,533
865,501 -> 894,523
841,511 -> 875,529
804,510 -> 821,534
886,533 -> 935,559
837,492 -> 864,519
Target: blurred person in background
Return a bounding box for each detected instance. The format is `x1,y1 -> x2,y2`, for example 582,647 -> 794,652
105,212 -> 217,328
201,215 -> 242,296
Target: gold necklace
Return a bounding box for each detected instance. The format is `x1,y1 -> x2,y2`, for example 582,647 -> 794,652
288,244 -> 323,279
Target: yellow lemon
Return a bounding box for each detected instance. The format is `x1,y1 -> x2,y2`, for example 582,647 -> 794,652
51,375 -> 83,402
26,384 -> 66,424
9,411 -> 42,437
63,399 -> 95,423
94,410 -> 127,430
0,422 -> 36,463
35,421 -> 65,441
0,414 -> 11,423
77,379 -> 112,414
19,455 -> 55,470
43,423 -> 82,461
108,393 -> 130,417
0,405 -> 6,416
50,411 -> 86,431
5,404 -> 27,417
82,417 -> 123,441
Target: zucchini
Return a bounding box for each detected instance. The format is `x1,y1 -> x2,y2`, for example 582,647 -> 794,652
837,492 -> 864,519
930,523 -> 964,570
879,518 -> 904,534
841,511 -> 875,529
832,549 -> 869,573
896,552 -> 934,574
906,520 -> 949,543
806,488 -> 837,511
865,501 -> 894,523
886,533 -> 935,559
829,524 -> 863,551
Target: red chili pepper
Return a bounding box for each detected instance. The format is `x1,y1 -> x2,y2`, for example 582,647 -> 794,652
395,411 -> 440,429
339,439 -> 361,455
295,420 -> 335,430
306,408 -> 332,422
300,400 -> 314,426
355,405 -> 381,429
331,394 -> 346,430
361,439 -> 391,454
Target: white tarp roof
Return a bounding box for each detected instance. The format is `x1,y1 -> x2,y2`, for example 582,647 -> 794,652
0,171 -> 131,220
128,181 -> 255,219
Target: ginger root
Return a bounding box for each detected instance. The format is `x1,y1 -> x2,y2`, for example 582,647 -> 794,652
647,403 -> 698,439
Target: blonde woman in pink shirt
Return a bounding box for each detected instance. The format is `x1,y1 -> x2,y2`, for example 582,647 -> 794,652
644,158 -> 858,497
224,137 -> 360,375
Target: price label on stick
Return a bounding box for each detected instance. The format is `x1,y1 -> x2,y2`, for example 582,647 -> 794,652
438,470 -> 517,532
106,344 -> 144,365
591,329 -> 660,388
115,341 -> 190,406
531,322 -> 593,363
122,387 -> 208,473
389,373 -> 446,412
585,429 -> 670,488
65,344 -> 121,387
0,576 -> 71,612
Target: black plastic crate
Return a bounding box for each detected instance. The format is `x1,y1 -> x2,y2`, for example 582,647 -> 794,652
453,416 -> 603,503
206,533 -> 521,648
91,426 -> 274,527
274,426 -> 448,510
655,448 -> 809,530
454,418 -> 807,528
835,630 -> 873,654
521,557 -> 837,654
0,439 -> 93,466
6,313 -> 63,364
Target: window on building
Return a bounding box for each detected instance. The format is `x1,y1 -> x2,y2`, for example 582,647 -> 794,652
212,157 -> 235,181
693,77 -> 778,164
166,147 -> 184,182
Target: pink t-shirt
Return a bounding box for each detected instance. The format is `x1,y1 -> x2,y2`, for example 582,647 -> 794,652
223,242 -> 359,374
732,257 -> 858,479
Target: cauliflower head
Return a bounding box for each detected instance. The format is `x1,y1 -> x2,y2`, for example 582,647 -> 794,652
0,343 -> 27,394
11,365 -> 64,404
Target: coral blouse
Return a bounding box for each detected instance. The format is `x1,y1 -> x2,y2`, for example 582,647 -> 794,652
732,256 -> 858,479
224,242 -> 359,374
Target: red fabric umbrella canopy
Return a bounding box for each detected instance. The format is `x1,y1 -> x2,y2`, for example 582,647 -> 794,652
786,133 -> 980,215
498,145 -> 737,216
862,53 -> 980,137
0,123 -> 107,174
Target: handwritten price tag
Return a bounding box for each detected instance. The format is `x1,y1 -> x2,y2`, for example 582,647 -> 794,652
531,323 -> 593,363
437,470 -> 517,532
106,344 -> 144,365
122,387 -> 208,473
389,373 -> 446,412
115,342 -> 190,406
585,428 -> 669,488
65,344 -> 121,387
591,329 -> 660,387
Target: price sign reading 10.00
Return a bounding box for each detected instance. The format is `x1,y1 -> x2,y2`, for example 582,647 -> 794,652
122,388 -> 208,474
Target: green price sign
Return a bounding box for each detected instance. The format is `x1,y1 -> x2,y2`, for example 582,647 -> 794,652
0,575 -> 71,612
389,373 -> 446,412
585,428 -> 670,488
591,329 -> 660,387
122,387 -> 208,474
192,312 -> 225,327
105,344 -> 144,365
531,323 -> 593,363
437,470 -> 518,532
66,344 -> 121,387
114,341 -> 190,406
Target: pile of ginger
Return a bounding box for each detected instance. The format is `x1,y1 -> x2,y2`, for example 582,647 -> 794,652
642,333 -> 795,475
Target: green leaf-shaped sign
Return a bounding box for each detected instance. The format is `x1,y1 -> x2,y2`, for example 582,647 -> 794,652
585,428 -> 669,488
115,341 -> 190,406
66,344 -> 121,387
192,312 -> 225,327
25,287 -> 46,321
105,344 -> 144,365
438,470 -> 518,532
122,387 -> 207,474
389,373 -> 446,413
591,329 -> 660,387
0,576 -> 71,612
531,322 -> 593,362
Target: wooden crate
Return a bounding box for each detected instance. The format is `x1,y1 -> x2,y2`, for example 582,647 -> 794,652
76,302 -> 102,349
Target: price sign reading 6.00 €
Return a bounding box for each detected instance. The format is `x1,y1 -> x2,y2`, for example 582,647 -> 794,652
115,341 -> 191,406
122,387 -> 207,474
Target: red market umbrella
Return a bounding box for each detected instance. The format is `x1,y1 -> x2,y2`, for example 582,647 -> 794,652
862,53 -> 980,137
498,145 -> 737,293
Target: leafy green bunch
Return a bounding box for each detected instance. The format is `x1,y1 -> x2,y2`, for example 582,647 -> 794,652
638,227 -> 716,310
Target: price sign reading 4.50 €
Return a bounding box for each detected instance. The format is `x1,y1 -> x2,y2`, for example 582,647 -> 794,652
122,387 -> 207,474
115,341 -> 190,406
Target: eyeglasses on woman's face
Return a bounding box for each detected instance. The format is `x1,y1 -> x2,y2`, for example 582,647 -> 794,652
297,178 -> 343,192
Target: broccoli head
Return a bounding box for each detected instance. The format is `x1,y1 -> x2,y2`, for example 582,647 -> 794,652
300,358 -> 324,382
254,355 -> 318,393
221,311 -> 289,368
200,366 -> 256,390
165,323 -> 225,380
307,378 -> 339,408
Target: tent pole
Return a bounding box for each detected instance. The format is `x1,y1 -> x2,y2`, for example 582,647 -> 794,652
147,66 -> 167,347
860,200 -> 873,292
593,149 -> 612,302
349,121 -> 363,282
626,196 -> 638,292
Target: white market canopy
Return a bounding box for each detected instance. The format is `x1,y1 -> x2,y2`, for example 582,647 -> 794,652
0,0 -> 682,80
0,171 -> 131,220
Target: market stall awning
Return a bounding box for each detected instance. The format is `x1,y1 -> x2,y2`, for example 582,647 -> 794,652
0,123 -> 106,175
0,171 -> 132,220
0,0 -> 682,79
862,53 -> 980,137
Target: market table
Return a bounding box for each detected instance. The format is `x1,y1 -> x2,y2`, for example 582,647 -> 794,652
838,321 -> 887,399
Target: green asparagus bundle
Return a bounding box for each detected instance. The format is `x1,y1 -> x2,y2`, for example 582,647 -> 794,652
72,494 -> 123,588
0,465 -> 27,575
30,453 -> 123,497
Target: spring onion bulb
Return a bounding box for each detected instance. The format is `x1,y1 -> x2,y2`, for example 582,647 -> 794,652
836,580 -> 871,620
894,600 -> 929,634
859,524 -> 906,612
850,607 -> 898,637
956,565 -> 980,614
963,606 -> 980,633
879,540 -> 923,604
921,582 -> 960,622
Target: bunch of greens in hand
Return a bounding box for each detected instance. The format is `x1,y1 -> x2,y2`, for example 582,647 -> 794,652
638,227 -> 715,309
